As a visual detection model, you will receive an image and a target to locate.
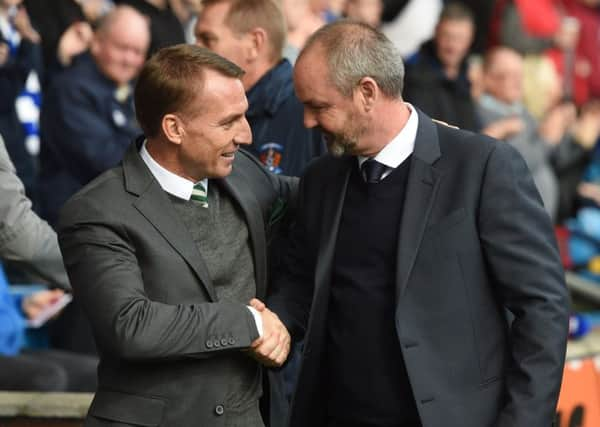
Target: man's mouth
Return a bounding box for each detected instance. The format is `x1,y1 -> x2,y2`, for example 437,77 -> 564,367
222,150 -> 237,158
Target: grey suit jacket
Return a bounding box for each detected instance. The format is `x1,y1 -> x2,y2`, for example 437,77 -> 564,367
0,136 -> 69,289
271,110 -> 569,427
58,140 -> 297,426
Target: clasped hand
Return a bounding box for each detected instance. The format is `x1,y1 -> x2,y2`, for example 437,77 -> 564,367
247,298 -> 291,368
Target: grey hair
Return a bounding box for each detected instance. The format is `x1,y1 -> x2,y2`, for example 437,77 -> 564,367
300,20 -> 404,99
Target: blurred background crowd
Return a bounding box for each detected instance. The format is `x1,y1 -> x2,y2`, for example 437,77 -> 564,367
1,0 -> 600,393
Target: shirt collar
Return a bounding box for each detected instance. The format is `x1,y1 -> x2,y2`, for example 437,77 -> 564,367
140,140 -> 208,200
358,102 -> 419,169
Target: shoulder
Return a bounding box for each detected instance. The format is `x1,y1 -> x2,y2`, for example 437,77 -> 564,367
58,167 -> 126,225
433,121 -> 526,169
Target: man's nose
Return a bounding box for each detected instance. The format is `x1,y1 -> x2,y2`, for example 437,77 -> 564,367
303,109 -> 318,129
235,117 -> 252,146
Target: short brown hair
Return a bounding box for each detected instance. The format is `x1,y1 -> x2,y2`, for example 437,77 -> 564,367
201,0 -> 286,62
439,2 -> 475,24
134,44 -> 244,138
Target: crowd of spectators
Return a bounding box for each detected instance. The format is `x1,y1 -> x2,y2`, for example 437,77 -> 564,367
0,0 -> 599,392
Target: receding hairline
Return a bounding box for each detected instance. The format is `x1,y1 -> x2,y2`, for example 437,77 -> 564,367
483,46 -> 523,71
96,5 -> 149,36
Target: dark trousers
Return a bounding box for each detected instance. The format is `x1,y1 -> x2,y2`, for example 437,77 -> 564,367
0,349 -> 98,391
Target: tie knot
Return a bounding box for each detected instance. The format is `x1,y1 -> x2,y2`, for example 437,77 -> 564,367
191,182 -> 208,207
361,158 -> 387,184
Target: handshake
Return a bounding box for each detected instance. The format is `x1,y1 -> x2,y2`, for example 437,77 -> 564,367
247,298 -> 291,368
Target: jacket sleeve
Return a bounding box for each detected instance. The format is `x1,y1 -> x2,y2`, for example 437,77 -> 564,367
0,137 -> 70,290
478,141 -> 569,427
57,194 -> 260,362
267,173 -> 316,340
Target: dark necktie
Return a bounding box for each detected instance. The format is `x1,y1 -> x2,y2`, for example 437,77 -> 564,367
361,158 -> 387,184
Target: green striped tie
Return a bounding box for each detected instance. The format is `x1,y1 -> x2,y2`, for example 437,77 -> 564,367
191,182 -> 208,208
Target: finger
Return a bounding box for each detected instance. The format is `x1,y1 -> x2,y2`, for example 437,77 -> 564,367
249,298 -> 266,311
255,332 -> 280,357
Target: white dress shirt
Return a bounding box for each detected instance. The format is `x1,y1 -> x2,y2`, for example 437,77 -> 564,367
357,103 -> 419,179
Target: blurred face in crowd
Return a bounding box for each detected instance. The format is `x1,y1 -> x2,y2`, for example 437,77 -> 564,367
175,69 -> 252,180
0,0 -> 22,9
294,47 -> 368,157
345,0 -> 383,28
194,1 -> 250,69
91,8 -> 150,85
435,18 -> 474,70
483,48 -> 524,104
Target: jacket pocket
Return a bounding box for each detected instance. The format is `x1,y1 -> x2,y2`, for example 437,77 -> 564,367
88,390 -> 166,426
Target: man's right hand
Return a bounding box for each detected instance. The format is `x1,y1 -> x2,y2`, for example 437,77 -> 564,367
248,298 -> 291,368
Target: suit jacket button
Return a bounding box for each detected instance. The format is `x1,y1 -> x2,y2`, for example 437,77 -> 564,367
228,337 -> 235,345
214,339 -> 221,348
215,404 -> 224,415
205,340 -> 213,349
220,338 -> 228,346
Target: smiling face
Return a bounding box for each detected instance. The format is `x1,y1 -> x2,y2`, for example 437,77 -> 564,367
293,47 -> 368,157
176,69 -> 252,180
91,7 -> 150,85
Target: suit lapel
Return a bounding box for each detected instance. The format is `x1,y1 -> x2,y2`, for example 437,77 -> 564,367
314,156 -> 353,292
221,172 -> 267,300
395,111 -> 443,301
123,140 -> 217,301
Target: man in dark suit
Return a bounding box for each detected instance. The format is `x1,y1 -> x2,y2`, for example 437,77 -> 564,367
269,21 -> 570,427
58,44 -> 293,426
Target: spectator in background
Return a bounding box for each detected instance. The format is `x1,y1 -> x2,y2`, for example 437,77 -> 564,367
39,5 -> 149,227
478,46 -> 599,222
0,0 -> 42,202
403,2 -> 480,130
343,0 -> 383,28
115,0 -> 185,55
25,0 -> 111,79
280,0 -> 325,62
0,135 -> 68,290
0,134 -> 98,392
478,47 -> 561,219
195,0 -> 325,177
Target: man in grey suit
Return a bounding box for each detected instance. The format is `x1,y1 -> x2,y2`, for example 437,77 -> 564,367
0,135 -> 69,290
0,134 -> 98,392
269,21 -> 569,427
58,45 -> 293,426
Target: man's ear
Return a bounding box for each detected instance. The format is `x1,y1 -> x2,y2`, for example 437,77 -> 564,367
245,27 -> 267,62
162,114 -> 185,145
356,76 -> 378,112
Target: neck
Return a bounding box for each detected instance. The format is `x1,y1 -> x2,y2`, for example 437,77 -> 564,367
360,101 -> 411,158
146,138 -> 198,182
242,57 -> 279,91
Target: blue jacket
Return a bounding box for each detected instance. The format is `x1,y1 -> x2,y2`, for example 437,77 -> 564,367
0,268 -> 25,356
246,60 -> 325,177
38,53 -> 140,225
